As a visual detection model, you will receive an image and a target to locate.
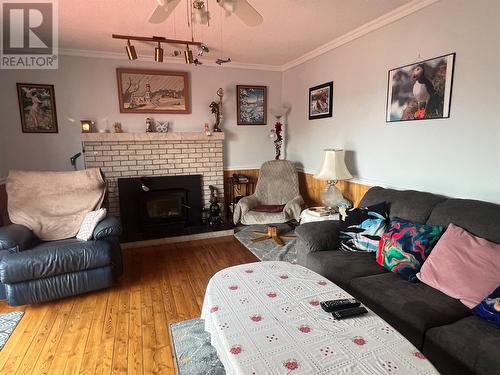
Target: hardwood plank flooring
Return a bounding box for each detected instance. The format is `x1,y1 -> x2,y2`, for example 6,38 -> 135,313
0,236 -> 258,374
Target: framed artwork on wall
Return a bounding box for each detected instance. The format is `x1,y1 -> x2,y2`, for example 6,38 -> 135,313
16,83 -> 58,133
116,68 -> 190,114
309,81 -> 333,120
386,53 -> 455,122
237,85 -> 267,125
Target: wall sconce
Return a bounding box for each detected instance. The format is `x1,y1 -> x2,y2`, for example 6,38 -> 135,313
154,42 -> 164,62
81,120 -> 96,133
125,40 -> 137,60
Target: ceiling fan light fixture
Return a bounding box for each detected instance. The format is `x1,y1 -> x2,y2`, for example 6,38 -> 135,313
154,42 -> 164,62
125,40 -> 137,60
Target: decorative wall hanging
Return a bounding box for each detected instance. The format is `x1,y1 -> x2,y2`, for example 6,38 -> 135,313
16,83 -> 58,133
237,85 -> 267,125
116,68 -> 190,114
309,81 -> 333,120
386,53 -> 455,122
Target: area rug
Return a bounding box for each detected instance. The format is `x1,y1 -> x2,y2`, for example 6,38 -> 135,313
169,318 -> 225,375
234,223 -> 298,263
0,311 -> 24,351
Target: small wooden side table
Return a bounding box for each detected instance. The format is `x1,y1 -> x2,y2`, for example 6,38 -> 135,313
224,178 -> 256,221
300,207 -> 340,224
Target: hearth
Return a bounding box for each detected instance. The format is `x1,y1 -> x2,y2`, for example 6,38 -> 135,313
118,175 -> 203,240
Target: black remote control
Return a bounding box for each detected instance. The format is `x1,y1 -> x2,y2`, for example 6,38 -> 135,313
320,298 -> 360,312
332,306 -> 368,320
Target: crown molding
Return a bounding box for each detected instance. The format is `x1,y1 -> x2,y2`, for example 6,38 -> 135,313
59,0 -> 438,73
59,48 -> 283,72
281,0 -> 440,72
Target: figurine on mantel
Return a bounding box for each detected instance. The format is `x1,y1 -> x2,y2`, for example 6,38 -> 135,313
145,117 -> 153,132
113,122 -> 123,133
209,88 -> 224,132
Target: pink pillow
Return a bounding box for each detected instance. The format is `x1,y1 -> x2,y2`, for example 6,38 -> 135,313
417,223 -> 500,308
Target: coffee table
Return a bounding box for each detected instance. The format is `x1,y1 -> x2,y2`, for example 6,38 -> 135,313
201,261 -> 439,374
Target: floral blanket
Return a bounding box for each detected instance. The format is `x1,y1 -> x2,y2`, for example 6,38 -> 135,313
202,261 -> 439,375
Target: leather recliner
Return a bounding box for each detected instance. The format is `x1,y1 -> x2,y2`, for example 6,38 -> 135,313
0,216 -> 123,306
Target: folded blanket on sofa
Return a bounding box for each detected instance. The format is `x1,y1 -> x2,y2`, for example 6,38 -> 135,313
6,168 -> 106,241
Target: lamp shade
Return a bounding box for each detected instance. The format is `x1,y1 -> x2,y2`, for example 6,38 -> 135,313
314,149 -> 352,181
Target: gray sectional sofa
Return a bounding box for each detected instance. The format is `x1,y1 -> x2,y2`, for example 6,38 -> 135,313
295,187 -> 500,375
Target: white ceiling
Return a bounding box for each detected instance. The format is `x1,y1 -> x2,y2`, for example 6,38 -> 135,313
60,0 -> 418,67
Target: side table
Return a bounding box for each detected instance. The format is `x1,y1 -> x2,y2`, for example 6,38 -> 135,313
224,177 -> 256,222
300,207 -> 339,224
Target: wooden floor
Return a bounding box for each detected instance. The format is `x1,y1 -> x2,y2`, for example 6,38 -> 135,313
0,236 -> 258,374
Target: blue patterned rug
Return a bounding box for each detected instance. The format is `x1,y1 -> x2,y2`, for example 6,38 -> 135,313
170,318 -> 225,375
0,311 -> 24,351
234,223 -> 297,263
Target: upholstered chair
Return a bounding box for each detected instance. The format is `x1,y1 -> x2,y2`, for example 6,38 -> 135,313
233,160 -> 304,225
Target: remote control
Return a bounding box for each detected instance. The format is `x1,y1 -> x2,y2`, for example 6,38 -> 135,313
332,306 -> 368,320
320,298 -> 360,312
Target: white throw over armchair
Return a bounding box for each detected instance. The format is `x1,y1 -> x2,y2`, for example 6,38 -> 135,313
233,160 -> 304,225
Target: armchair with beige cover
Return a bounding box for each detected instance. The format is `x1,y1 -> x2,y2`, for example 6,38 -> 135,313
233,160 -> 304,225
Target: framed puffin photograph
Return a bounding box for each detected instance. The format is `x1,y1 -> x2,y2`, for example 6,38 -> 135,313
386,53 -> 455,122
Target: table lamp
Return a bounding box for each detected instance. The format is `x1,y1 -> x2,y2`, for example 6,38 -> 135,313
314,149 -> 352,209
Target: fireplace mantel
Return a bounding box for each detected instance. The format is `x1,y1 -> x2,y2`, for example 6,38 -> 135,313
82,132 -> 224,142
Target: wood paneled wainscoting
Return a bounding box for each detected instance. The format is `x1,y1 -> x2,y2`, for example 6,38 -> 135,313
224,169 -> 370,208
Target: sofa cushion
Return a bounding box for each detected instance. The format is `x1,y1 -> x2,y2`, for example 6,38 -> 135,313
349,273 -> 472,349
426,198 -> 500,244
377,217 -> 444,282
303,251 -> 387,290
424,316 -> 500,375
0,238 -> 112,283
360,187 -> 446,224
417,223 -> 500,308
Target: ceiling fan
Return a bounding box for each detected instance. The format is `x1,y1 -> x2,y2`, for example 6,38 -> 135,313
148,0 -> 263,27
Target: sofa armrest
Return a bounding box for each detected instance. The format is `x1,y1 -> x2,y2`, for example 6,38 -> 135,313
295,220 -> 342,254
0,224 -> 37,251
93,216 -> 122,240
233,195 -> 260,224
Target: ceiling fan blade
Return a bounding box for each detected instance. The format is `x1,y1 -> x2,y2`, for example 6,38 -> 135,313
233,0 -> 263,27
148,0 -> 181,24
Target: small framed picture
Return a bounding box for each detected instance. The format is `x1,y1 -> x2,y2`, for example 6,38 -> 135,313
386,53 -> 455,122
309,81 -> 333,120
16,83 -> 58,133
237,85 -> 267,125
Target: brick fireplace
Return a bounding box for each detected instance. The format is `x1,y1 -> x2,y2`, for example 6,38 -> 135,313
82,132 -> 224,222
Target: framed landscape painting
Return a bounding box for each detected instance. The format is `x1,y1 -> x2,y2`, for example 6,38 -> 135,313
386,53 -> 455,122
237,85 -> 267,125
116,68 -> 190,114
16,83 -> 58,133
309,81 -> 333,120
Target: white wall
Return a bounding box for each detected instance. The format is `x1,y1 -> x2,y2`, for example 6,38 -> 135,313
0,55 -> 280,178
282,0 -> 500,203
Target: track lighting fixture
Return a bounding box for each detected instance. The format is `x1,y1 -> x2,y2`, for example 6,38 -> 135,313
113,34 -> 213,66
184,45 -> 194,64
125,40 -> 137,60
154,42 -> 164,62
198,44 -> 209,56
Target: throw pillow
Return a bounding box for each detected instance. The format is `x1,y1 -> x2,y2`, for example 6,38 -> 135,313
76,208 -> 107,241
472,287 -> 500,326
417,223 -> 500,308
252,205 -> 285,213
339,202 -> 389,252
377,217 -> 444,282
